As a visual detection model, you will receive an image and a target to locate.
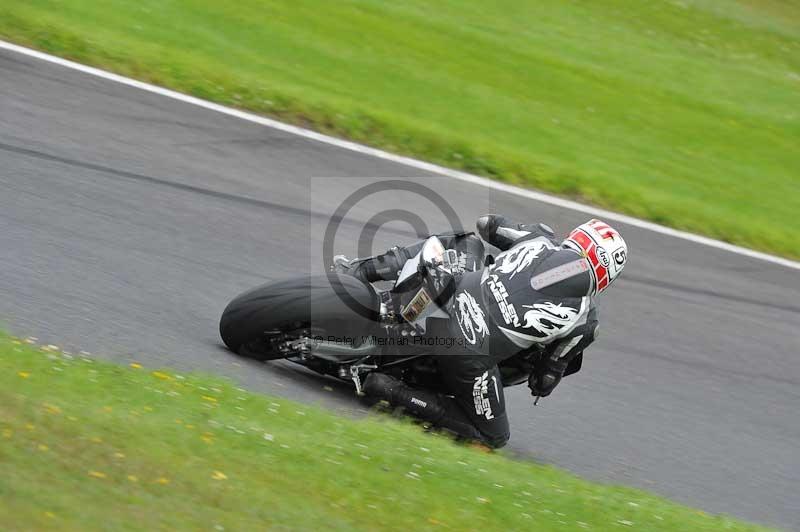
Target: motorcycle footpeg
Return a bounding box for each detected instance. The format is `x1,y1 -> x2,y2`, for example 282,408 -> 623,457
349,364 -> 378,396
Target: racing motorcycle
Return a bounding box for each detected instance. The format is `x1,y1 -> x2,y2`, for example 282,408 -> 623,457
219,236 -> 541,395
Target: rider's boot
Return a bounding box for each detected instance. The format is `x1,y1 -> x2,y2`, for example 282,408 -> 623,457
362,372 -> 447,423
363,372 -> 505,447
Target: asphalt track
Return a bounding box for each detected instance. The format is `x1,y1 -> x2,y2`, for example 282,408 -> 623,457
1,49 -> 799,529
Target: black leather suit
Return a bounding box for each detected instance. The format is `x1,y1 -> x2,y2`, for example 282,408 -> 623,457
351,215 -> 599,448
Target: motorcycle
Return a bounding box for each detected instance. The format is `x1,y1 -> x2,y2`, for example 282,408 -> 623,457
220,236 -> 541,395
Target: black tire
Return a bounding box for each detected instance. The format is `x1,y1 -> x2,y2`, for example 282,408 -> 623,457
219,273 -> 380,357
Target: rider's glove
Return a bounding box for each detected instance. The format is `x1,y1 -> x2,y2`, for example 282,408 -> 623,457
528,358 -> 569,398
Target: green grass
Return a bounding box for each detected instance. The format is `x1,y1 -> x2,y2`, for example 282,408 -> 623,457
0,332 -> 768,531
1,1 -> 799,257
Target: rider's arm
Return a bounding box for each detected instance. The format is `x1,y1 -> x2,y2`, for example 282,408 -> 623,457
528,305 -> 599,399
477,214 -> 557,251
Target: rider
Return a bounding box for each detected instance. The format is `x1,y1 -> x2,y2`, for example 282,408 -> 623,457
336,215 -> 628,448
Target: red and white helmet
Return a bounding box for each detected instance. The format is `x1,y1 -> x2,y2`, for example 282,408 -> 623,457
563,219 -> 627,295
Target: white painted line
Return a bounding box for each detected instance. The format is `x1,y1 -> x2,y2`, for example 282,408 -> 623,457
2,39 -> 798,271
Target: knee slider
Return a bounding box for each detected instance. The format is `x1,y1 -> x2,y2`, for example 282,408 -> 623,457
483,430 -> 510,449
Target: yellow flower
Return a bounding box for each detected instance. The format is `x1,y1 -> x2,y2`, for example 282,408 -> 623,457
211,471 -> 228,481
38,444 -> 49,452
18,371 -> 30,379
114,452 -> 125,459
129,363 -> 142,369
127,475 -> 138,482
88,471 -> 107,479
155,477 -> 170,485
43,403 -> 62,415
151,371 -> 172,380
202,396 -> 218,403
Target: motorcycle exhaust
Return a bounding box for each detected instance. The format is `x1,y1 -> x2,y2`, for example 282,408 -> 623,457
306,336 -> 378,361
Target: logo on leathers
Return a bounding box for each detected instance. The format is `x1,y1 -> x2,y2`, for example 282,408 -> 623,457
455,292 -> 489,345
410,397 -> 427,408
485,274 -> 520,327
494,240 -> 552,279
520,301 -> 580,338
473,371 -> 495,420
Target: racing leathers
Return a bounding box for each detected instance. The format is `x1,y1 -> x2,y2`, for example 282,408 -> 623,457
352,215 -> 600,448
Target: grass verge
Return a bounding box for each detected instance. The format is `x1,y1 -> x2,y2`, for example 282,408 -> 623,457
1,0 -> 799,258
0,331 -> 767,531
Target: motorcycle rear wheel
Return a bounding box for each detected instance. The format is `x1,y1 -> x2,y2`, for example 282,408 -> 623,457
219,274 -> 380,359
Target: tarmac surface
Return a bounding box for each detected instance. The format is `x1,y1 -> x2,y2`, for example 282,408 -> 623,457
1,49 -> 798,529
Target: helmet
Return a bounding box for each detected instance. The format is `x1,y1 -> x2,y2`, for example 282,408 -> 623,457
562,219 -> 627,295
